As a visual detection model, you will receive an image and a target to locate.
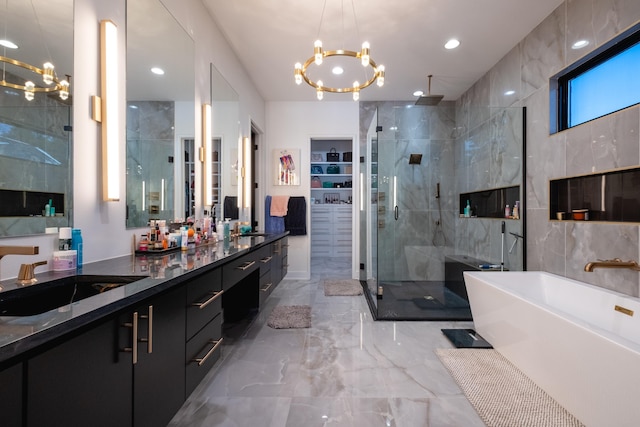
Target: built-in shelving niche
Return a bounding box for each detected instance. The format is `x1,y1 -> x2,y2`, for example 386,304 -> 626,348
550,167 -> 640,222
460,186 -> 520,219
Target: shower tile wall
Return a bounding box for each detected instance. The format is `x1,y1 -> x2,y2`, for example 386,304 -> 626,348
459,0 -> 640,296
361,101 -> 457,282
126,101 -> 176,227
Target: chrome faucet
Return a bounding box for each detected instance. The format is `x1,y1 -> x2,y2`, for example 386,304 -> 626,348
584,258 -> 640,272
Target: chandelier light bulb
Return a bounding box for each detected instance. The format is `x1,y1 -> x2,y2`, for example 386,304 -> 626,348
314,40 -> 323,65
25,81 -> 35,101
377,65 -> 385,87
42,62 -> 55,85
294,62 -> 303,85
361,42 -> 370,67
59,80 -> 70,100
353,81 -> 360,101
316,79 -> 323,100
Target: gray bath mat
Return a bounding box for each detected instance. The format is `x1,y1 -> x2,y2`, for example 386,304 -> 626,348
323,279 -> 363,296
436,348 -> 584,427
267,305 -> 311,329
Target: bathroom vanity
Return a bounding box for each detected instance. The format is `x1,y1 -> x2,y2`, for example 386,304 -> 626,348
0,232 -> 288,427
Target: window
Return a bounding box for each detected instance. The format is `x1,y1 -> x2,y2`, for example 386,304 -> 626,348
551,23 -> 640,133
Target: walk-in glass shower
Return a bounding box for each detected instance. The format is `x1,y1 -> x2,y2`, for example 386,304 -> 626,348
360,102 -> 525,320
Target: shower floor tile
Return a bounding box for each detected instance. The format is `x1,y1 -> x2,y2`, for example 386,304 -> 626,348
376,281 -> 472,321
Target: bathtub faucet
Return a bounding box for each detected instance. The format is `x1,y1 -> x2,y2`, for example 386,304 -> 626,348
584,258 -> 640,272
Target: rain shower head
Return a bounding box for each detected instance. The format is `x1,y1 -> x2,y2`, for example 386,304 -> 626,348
415,75 -> 444,106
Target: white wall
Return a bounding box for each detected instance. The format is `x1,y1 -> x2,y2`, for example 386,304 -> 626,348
0,0 -> 265,280
264,101 -> 359,280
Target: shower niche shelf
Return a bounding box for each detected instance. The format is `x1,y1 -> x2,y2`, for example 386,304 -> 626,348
459,186 -> 520,219
550,167 -> 640,222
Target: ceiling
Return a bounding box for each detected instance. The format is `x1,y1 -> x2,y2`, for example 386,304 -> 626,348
202,0 -> 564,103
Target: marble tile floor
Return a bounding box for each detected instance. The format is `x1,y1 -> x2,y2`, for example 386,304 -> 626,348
168,258 -> 485,426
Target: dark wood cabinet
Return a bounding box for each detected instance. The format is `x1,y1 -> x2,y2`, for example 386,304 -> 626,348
26,287 -> 185,427
131,287 -> 186,427
0,362 -> 23,427
16,235 -> 289,427
27,318 -> 133,427
185,268 -> 223,397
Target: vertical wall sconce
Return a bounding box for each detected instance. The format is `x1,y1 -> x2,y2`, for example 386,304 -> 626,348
90,20 -> 120,201
201,103 -> 212,207
242,136 -> 251,209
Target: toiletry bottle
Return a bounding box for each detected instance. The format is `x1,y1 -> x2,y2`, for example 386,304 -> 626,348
505,205 -> 511,218
71,229 -> 83,268
44,202 -> 50,217
464,200 -> 471,217
223,218 -> 230,242
181,226 -> 189,251
513,201 -> 519,219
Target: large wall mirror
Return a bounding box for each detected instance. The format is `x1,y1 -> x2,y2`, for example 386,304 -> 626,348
209,64 -> 239,222
125,0 -> 195,228
0,0 -> 73,237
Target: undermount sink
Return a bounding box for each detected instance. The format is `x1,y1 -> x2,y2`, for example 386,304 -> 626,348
0,275 -> 147,317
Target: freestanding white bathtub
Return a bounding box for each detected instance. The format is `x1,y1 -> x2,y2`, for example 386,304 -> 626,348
464,271 -> 640,427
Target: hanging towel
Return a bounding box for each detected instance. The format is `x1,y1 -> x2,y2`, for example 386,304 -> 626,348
265,196 -> 285,234
270,195 -> 290,217
284,196 -> 307,236
223,196 -> 239,220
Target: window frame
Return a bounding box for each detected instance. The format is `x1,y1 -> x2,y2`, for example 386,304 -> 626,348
550,23 -> 640,134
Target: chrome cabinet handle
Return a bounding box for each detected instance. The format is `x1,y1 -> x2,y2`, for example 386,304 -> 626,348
191,338 -> 223,366
191,290 -> 224,309
122,312 -> 139,365
236,260 -> 255,270
260,256 -> 273,263
139,305 -> 153,354
394,205 -> 399,220
260,283 -> 273,292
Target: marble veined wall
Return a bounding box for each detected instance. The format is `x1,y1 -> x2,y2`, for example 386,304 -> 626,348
361,101 -> 457,282
463,0 -> 640,296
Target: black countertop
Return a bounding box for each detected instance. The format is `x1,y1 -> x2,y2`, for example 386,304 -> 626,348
0,232 -> 288,368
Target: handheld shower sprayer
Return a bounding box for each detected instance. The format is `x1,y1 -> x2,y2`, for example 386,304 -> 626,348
435,182 -> 440,199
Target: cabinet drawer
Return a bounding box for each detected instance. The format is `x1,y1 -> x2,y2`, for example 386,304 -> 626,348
222,252 -> 259,290
311,222 -> 331,234
311,234 -> 331,246
256,245 -> 273,271
186,314 -> 223,396
186,269 -> 222,340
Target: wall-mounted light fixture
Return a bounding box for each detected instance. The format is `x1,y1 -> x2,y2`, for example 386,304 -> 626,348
91,20 -> 119,201
201,103 -> 212,207
241,136 -> 251,209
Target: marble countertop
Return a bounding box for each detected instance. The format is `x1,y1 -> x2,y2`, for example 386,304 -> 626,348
0,232 -> 287,368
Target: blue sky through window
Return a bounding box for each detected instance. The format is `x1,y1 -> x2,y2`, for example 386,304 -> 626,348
569,41 -> 640,127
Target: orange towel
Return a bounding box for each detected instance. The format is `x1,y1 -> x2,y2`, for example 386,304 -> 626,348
270,195 -> 290,217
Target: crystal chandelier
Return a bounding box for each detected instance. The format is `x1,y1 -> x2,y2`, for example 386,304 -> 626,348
294,0 -> 385,101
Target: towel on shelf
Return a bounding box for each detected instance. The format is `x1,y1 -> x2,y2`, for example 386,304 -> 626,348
265,196 -> 285,234
284,196 -> 307,236
270,195 -> 290,217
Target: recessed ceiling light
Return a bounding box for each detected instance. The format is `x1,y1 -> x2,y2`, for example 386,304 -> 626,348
444,39 -> 460,50
413,90 -> 424,97
572,40 -> 589,49
0,39 -> 18,49
151,67 -> 165,75
332,66 -> 344,75
504,90 -> 515,96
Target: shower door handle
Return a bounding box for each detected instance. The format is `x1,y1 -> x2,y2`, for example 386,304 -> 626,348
394,205 -> 399,220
